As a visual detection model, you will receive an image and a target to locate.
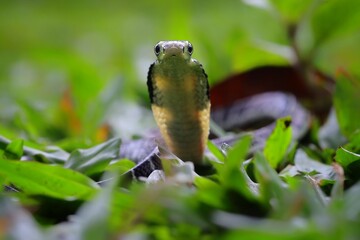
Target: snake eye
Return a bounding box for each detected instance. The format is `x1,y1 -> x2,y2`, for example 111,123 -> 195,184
187,43 -> 193,55
154,43 -> 161,56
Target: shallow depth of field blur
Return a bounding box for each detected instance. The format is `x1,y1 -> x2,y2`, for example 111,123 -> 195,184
1,0 -> 360,239
1,0 -> 359,147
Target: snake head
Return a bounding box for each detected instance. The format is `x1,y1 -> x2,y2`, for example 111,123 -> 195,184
154,41 -> 193,62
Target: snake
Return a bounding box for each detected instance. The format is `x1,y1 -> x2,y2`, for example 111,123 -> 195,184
0,38 -> 327,240
120,41 -> 311,179
0,41 -> 310,181
0,35 -> 314,240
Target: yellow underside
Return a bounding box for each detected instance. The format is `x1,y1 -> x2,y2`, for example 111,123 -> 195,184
152,103 -> 210,164
151,74 -> 210,164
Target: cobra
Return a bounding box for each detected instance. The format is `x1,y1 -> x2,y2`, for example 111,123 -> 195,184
147,41 -> 210,164
0,41 -> 311,184
118,41 -> 311,179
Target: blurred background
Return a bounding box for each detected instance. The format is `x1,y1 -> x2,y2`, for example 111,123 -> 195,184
0,0 -> 359,150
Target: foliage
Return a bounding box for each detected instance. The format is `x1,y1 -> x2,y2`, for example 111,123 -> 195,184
0,0 -> 360,239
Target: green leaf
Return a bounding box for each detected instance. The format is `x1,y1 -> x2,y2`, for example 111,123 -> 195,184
294,149 -> 336,180
106,159 -> 136,175
334,73 -> 360,137
216,135 -> 258,199
29,147 -> 69,164
0,135 -> 69,164
335,147 -> 360,168
83,78 -> 124,137
4,139 -> 24,160
226,134 -> 252,168
311,0 -> 360,47
67,173 -> 118,240
207,140 -> 225,163
65,138 -> 121,176
254,152 -> 286,202
263,117 -> 292,168
0,159 -> 98,200
194,176 -> 224,208
334,132 -> 360,169
270,0 -> 313,24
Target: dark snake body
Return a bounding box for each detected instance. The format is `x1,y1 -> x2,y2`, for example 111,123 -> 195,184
120,91 -> 310,179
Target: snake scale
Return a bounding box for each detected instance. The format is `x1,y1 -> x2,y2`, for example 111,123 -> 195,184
120,41 -> 311,179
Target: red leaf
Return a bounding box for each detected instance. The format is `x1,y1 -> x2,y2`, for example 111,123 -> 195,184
210,65 -> 333,119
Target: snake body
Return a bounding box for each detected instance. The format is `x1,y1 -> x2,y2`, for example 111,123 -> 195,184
120,91 -> 310,179
119,41 -> 311,179
147,41 -> 210,164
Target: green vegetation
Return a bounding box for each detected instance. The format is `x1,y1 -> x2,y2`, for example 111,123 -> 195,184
1,0 -> 360,239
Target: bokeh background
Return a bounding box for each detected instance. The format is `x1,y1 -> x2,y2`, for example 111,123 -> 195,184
1,0 -> 359,149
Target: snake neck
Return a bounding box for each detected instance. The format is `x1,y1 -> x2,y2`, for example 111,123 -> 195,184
147,60 -> 210,164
